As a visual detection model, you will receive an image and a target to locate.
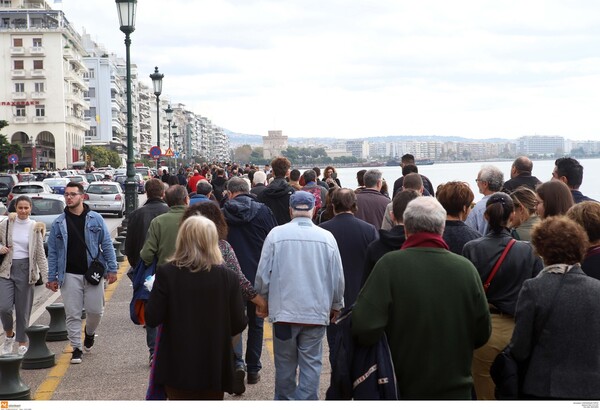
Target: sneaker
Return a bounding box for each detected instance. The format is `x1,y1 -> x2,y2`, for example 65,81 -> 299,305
2,334 -> 15,355
247,372 -> 261,385
232,366 -> 246,395
71,348 -> 83,364
83,328 -> 95,352
17,345 -> 28,356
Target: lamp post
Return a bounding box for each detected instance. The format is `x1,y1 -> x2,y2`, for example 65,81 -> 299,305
172,130 -> 178,169
115,0 -> 138,217
149,66 -> 163,173
165,103 -> 173,173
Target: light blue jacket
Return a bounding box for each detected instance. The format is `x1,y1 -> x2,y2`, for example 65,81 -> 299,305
254,217 -> 345,325
47,207 -> 118,285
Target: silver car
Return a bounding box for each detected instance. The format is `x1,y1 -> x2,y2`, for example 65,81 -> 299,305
8,181 -> 54,203
84,181 -> 125,217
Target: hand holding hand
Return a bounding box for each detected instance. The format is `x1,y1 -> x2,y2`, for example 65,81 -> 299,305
45,281 -> 59,292
256,300 -> 269,319
329,309 -> 340,324
107,273 -> 118,285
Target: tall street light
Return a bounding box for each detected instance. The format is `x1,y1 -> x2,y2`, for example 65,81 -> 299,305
115,0 -> 138,216
149,66 -> 163,173
165,103 -> 173,172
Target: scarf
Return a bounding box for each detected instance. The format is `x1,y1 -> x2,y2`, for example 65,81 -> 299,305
541,263 -> 580,275
401,232 -> 449,250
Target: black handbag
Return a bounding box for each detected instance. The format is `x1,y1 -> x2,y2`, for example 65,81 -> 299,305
0,219 -> 8,265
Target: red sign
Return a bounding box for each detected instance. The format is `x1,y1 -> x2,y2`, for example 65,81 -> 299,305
1,101 -> 41,106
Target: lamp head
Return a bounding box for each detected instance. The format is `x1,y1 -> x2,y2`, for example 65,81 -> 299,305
115,0 -> 137,34
149,66 -> 163,96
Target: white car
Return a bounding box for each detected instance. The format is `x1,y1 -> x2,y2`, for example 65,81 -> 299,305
8,181 -> 55,203
84,181 -> 125,218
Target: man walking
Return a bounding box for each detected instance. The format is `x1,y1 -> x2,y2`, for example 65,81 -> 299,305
123,178 -> 168,365
255,191 -> 345,400
222,176 -> 277,393
257,156 -> 296,225
46,182 -> 118,364
352,196 -> 491,399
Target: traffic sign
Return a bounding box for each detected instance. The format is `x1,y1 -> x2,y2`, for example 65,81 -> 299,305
164,148 -> 174,157
8,154 -> 18,164
174,151 -> 180,159
149,146 -> 162,159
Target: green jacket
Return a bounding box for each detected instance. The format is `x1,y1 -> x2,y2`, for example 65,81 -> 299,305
140,205 -> 186,266
352,247 -> 491,399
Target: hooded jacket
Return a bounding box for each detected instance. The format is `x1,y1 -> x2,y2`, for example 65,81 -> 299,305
257,177 -> 296,225
363,225 -> 406,282
222,194 -> 277,283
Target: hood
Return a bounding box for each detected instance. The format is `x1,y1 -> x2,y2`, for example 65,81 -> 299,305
378,225 -> 406,249
222,194 -> 261,224
262,178 -> 293,199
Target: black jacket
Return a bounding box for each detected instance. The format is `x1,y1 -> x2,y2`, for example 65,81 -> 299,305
257,177 -> 296,225
502,173 -> 541,193
392,174 -> 434,199
443,220 -> 481,255
124,198 -> 169,267
363,225 -> 406,282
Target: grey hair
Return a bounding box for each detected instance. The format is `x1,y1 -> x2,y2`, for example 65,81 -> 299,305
403,196 -> 447,235
478,165 -> 504,192
363,169 -> 383,188
291,209 -> 314,219
227,176 -> 250,194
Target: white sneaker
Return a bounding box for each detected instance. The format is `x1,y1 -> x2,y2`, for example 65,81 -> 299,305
17,345 -> 28,356
2,335 -> 15,355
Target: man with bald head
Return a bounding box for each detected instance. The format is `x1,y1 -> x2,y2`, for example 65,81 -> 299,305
502,156 -> 541,193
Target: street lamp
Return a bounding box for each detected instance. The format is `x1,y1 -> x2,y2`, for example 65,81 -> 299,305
165,103 -> 173,172
115,0 -> 138,217
149,66 -> 163,173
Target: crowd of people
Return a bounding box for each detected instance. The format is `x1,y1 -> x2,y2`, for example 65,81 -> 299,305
1,153 -> 599,401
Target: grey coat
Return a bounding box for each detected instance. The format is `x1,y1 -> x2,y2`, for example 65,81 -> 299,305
510,265 -> 600,399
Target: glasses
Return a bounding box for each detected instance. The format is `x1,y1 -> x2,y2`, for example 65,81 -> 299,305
64,193 -> 81,198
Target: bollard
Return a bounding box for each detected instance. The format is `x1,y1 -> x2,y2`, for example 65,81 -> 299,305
113,240 -> 125,262
22,325 -> 55,369
115,235 -> 127,251
117,225 -> 125,235
45,303 -> 68,341
0,354 -> 31,400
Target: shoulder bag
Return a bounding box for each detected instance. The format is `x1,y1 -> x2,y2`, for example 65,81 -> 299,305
66,216 -> 105,286
483,239 -> 516,293
0,219 -> 8,265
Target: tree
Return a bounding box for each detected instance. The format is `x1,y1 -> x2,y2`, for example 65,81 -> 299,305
233,144 -> 253,163
81,145 -> 122,168
0,121 -> 23,170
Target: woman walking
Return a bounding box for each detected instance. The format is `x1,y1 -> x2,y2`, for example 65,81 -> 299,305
0,196 -> 48,355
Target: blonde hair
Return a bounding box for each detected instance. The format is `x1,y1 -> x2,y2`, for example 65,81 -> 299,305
168,215 -> 223,272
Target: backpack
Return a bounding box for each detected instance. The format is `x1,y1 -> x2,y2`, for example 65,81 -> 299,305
302,184 -> 322,214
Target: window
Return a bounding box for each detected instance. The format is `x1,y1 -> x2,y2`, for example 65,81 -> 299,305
33,38 -> 42,47
34,82 -> 44,93
13,60 -> 24,69
88,87 -> 96,98
88,68 -> 95,79
15,106 -> 26,117
85,126 -> 97,137
13,38 -> 22,47
35,105 -> 45,117
15,83 -> 25,93
33,60 -> 44,69
89,107 -> 96,118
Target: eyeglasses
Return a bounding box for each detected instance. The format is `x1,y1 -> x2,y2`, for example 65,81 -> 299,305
64,193 -> 81,198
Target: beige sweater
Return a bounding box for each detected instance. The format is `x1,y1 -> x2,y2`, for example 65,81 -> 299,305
0,213 -> 48,284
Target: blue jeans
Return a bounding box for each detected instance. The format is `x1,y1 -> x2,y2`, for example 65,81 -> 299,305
272,323 -> 326,400
233,301 -> 263,374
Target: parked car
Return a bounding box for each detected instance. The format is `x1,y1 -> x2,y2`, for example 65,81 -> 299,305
5,194 -> 66,254
18,173 -> 36,182
0,174 -> 19,203
43,177 -> 70,195
65,175 -> 90,189
8,181 -> 54,203
83,173 -> 101,184
84,181 -> 125,218
114,173 -> 145,194
57,170 -> 77,178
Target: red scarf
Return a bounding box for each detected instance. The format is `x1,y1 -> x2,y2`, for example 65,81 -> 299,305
401,232 -> 449,250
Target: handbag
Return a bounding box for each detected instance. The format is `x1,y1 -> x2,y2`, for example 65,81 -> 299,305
491,274 -> 566,399
66,216 -> 105,286
0,219 -> 8,265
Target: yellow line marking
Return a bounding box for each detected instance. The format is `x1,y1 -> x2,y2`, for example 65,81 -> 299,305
264,320 -> 274,361
34,263 -> 129,400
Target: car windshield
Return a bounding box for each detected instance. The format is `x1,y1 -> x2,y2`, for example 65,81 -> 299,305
67,176 -> 84,183
87,185 -> 119,195
0,177 -> 14,185
12,185 -> 43,194
44,179 -> 66,187
8,198 -> 64,215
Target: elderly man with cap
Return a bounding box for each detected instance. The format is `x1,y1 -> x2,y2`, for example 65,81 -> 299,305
255,190 -> 345,400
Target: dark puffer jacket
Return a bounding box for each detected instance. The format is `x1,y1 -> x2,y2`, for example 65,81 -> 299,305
257,177 -> 296,225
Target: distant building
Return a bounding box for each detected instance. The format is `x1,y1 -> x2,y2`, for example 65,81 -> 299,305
346,139 -> 369,160
263,130 -> 288,160
517,135 -> 565,156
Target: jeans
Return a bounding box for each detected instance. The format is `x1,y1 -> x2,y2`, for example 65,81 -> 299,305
233,301 -> 263,374
272,323 -> 326,400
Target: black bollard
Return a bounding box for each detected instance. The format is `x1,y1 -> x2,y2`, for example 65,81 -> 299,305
45,303 -> 68,341
115,235 -> 126,251
113,240 -> 125,262
0,354 -> 31,400
22,325 -> 55,369
117,225 -> 125,235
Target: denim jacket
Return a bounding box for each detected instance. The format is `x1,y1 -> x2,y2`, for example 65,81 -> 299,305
255,217 -> 345,325
47,208 -> 118,285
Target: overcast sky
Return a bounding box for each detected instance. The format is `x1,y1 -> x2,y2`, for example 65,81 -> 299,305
58,0 -> 600,140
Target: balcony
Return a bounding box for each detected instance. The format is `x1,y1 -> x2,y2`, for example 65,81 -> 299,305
29,46 -> 45,56
13,116 -> 28,123
63,47 -> 75,60
31,92 -> 46,99
10,47 -> 25,55
11,69 -> 27,78
33,116 -> 47,123
12,92 -> 27,100
30,69 -> 46,78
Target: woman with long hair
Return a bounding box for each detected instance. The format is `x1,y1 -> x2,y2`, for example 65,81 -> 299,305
535,180 -> 574,219
509,216 -> 600,399
145,216 -> 247,400
0,195 -> 48,356
508,186 -> 540,241
462,192 -> 543,400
